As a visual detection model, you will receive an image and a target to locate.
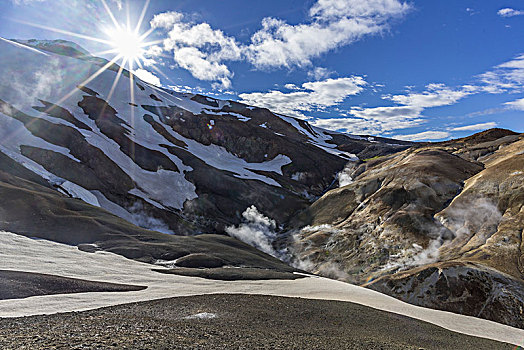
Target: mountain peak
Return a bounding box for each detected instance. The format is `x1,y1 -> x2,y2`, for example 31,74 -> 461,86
13,39 -> 91,58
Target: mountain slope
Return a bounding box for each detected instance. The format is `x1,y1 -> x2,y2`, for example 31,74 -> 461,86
0,38 -> 407,238
286,129 -> 524,327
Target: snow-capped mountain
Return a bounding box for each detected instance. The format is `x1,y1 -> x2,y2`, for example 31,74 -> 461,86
0,37 -> 407,235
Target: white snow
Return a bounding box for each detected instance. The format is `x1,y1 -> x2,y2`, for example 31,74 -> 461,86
0,231 -> 523,347
16,39 -> 90,56
233,113 -> 251,122
60,181 -> 100,207
0,113 -> 81,164
206,110 -> 250,122
91,190 -> 136,222
276,114 -> 358,160
0,37 -> 292,204
157,123 -> 291,187
0,37 -> 49,56
185,312 -> 217,319
81,127 -> 197,210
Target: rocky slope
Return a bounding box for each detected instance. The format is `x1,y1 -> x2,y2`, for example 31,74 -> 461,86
286,129 -> 524,328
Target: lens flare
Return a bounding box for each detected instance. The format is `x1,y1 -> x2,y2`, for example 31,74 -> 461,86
107,26 -> 144,63
13,0 -> 169,120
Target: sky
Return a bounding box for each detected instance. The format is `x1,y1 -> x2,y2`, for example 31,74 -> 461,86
1,0 -> 524,140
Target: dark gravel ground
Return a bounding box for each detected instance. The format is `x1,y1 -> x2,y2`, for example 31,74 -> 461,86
0,270 -> 146,300
0,294 -> 513,349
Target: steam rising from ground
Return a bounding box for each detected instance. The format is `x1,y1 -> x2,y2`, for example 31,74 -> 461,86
226,208 -> 350,280
226,196 -> 504,283
225,206 -> 282,258
128,202 -> 172,234
384,197 -> 503,272
290,224 -> 350,280
9,57 -> 64,110
437,197 -> 502,242
338,161 -> 359,187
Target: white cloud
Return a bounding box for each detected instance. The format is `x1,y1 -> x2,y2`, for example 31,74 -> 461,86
450,122 -> 498,132
239,76 -> 366,117
133,68 -> 161,87
505,97 -> 524,110
313,105 -> 423,134
383,83 -> 475,108
466,8 -> 477,16
393,131 -> 451,141
497,8 -> 524,17
151,0 -> 410,86
308,67 -> 335,80
246,0 -> 410,69
478,54 -> 524,93
241,80 -> 475,135
284,83 -> 300,90
310,0 -> 410,19
150,11 -> 242,88
313,83 -> 473,135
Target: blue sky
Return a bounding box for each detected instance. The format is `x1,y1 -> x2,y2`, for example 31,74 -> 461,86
1,0 -> 524,140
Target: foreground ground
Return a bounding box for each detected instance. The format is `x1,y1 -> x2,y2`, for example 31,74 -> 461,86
0,294 -> 512,350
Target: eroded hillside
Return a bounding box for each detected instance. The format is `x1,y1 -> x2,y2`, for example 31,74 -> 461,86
286,129 -> 524,327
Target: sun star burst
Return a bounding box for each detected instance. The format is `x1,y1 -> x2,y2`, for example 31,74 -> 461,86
16,0 -> 168,120
107,26 -> 145,64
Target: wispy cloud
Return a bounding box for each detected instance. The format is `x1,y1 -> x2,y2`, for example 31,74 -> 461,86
478,54 -> 524,93
450,122 -> 497,132
311,83 -> 474,135
239,76 -> 367,117
505,97 -> 524,110
308,67 -> 335,80
313,105 -> 422,134
466,8 -> 477,16
497,8 -> 524,17
246,0 -> 410,69
313,115 -> 421,135
393,130 -> 451,141
383,83 -> 476,108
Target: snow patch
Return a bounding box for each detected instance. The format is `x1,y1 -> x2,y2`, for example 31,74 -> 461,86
185,312 -> 217,320
59,181 -> 100,207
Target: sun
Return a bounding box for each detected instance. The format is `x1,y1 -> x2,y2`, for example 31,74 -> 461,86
16,0 -> 170,116
107,26 -> 145,63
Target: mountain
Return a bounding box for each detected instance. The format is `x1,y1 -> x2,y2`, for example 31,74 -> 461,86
286,128 -> 524,327
0,38 -> 522,329
0,38 -> 405,266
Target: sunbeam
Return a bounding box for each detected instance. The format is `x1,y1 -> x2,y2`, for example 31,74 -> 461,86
12,0 -> 170,138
